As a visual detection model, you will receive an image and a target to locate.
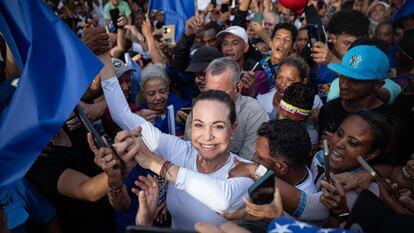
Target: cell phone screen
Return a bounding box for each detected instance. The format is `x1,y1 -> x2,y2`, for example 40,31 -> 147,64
323,139 -> 331,183
221,3 -> 229,13
306,24 -> 320,45
248,170 -> 275,205
109,8 -> 120,30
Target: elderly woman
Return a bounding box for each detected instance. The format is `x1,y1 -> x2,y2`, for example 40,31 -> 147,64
137,63 -> 189,134
98,54 -> 253,230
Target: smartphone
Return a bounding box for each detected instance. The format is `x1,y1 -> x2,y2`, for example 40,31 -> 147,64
211,0 -> 217,8
251,13 -> 263,24
221,3 -> 229,13
248,170 -> 275,205
109,8 -> 120,31
323,139 -> 331,183
180,107 -> 191,114
74,105 -> 107,148
306,24 -> 327,45
356,156 -> 401,200
162,25 -> 175,47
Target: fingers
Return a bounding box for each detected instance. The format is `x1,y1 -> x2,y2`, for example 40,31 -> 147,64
113,135 -> 133,153
138,190 -> 148,209
117,139 -> 140,162
114,129 -> 136,144
148,175 -> 160,192
331,174 -> 345,195
321,180 -> 337,193
241,72 -> 255,87
133,126 -> 142,137
244,197 -> 262,214
131,187 -> 140,198
117,15 -> 127,27
87,133 -> 98,153
95,148 -> 119,171
138,109 -> 158,123
66,115 -> 81,130
320,195 -> 340,209
135,175 -> 152,191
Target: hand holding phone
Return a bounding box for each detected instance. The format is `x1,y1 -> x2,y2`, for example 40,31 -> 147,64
306,24 -> 327,45
162,25 -> 176,47
74,105 -> 107,148
323,139 -> 331,184
357,156 -> 401,200
109,8 -> 120,31
221,3 -> 229,13
248,170 -> 275,205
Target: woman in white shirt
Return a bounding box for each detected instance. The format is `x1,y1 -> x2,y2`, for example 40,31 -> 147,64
99,54 -> 253,230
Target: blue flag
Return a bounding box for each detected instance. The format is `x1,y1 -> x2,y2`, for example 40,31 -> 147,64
0,0 -> 103,189
149,0 -> 195,42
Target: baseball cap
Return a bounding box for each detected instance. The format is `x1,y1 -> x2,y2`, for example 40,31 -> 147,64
368,1 -> 390,14
393,0 -> 414,22
216,26 -> 248,44
185,47 -> 223,73
328,45 -> 389,81
111,58 -> 136,78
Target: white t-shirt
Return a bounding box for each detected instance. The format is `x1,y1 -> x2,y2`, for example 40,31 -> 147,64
102,77 -> 254,230
284,167 -> 317,220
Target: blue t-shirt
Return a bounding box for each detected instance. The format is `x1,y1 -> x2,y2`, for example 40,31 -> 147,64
1,179 -> 55,230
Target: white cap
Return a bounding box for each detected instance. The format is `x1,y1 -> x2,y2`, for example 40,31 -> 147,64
216,26 -> 248,44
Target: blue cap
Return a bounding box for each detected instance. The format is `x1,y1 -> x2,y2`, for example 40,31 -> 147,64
327,45 -> 389,81
393,1 -> 414,22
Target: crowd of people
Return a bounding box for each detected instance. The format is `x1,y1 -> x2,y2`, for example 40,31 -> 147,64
1,0 -> 414,233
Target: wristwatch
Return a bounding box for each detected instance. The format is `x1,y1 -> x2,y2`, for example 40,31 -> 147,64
254,164 -> 268,178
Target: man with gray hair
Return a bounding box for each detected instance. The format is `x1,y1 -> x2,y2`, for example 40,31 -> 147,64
263,12 -> 280,37
186,57 -> 269,160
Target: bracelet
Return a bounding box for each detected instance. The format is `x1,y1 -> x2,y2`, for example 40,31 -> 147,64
402,166 -> 414,180
329,210 -> 350,222
108,185 -> 122,194
160,160 -> 172,180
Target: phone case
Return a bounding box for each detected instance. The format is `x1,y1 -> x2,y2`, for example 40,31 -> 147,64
248,170 -> 275,205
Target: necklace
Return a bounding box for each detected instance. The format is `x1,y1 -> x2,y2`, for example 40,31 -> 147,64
197,152 -> 230,174
295,169 -> 309,186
